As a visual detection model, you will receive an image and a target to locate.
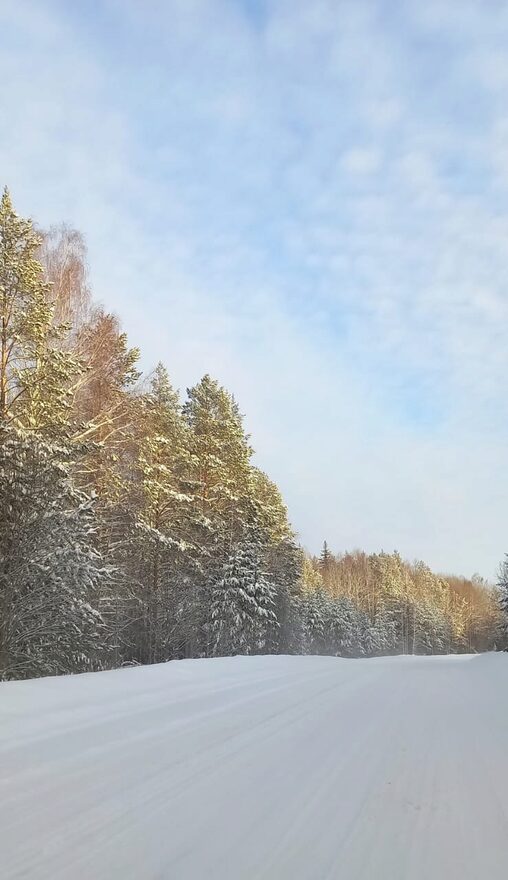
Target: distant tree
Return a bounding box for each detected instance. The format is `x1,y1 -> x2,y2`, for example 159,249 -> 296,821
318,541 -> 332,583
497,556 -> 508,649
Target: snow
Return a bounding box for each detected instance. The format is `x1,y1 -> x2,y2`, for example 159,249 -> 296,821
1,653 -> 508,879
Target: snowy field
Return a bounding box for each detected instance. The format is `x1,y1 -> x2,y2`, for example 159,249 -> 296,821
1,653 -> 508,879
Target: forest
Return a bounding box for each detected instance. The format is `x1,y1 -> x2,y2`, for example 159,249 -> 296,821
0,189 -> 506,681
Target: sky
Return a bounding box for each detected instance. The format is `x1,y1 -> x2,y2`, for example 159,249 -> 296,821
1,0 -> 508,579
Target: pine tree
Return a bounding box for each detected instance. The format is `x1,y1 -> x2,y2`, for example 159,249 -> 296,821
183,375 -> 253,548
319,541 -> 331,568
497,556 -> 508,649
329,596 -> 359,656
210,534 -> 278,656
0,191 -> 108,679
0,430 -> 108,679
131,364 -> 198,663
0,188 -> 83,433
303,589 -> 327,654
249,467 -> 292,544
264,538 -> 304,653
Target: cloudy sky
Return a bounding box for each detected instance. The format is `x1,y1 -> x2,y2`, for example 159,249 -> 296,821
1,0 -> 508,578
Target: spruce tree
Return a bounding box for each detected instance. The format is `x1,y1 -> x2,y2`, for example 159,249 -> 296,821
304,589 -> 327,654
0,431 -> 107,679
264,538 -> 304,653
319,541 -> 331,570
329,596 -> 359,657
210,534 -> 277,656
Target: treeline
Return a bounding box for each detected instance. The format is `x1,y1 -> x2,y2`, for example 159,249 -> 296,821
0,189 -> 505,680
311,546 -> 504,655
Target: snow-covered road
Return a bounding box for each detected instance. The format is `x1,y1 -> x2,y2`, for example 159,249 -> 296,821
1,653 -> 508,879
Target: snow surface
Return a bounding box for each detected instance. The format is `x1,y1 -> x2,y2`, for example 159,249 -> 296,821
1,653 -> 508,879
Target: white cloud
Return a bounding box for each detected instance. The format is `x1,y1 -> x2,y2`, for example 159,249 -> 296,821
342,147 -> 381,176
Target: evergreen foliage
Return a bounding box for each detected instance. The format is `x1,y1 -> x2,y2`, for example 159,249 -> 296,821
0,430 -> 107,679
210,534 -> 277,656
497,556 -> 508,649
0,190 -> 503,680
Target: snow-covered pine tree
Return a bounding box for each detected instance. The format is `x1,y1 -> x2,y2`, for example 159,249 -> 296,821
131,363 -> 202,664
0,430 -> 108,679
0,187 -> 83,431
209,533 -> 278,657
303,588 -> 328,654
370,552 -> 412,654
328,596 -> 360,657
263,537 -> 304,654
355,609 -> 375,656
64,313 -> 144,668
497,556 -> 508,649
182,376 -> 259,654
0,190 -> 108,680
183,375 -> 253,549
365,604 -> 397,656
410,573 -> 448,655
282,593 -> 307,654
249,467 -> 292,545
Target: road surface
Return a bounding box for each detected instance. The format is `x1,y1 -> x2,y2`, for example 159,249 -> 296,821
1,653 -> 508,879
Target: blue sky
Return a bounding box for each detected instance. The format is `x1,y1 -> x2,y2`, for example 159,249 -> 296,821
1,0 -> 508,578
